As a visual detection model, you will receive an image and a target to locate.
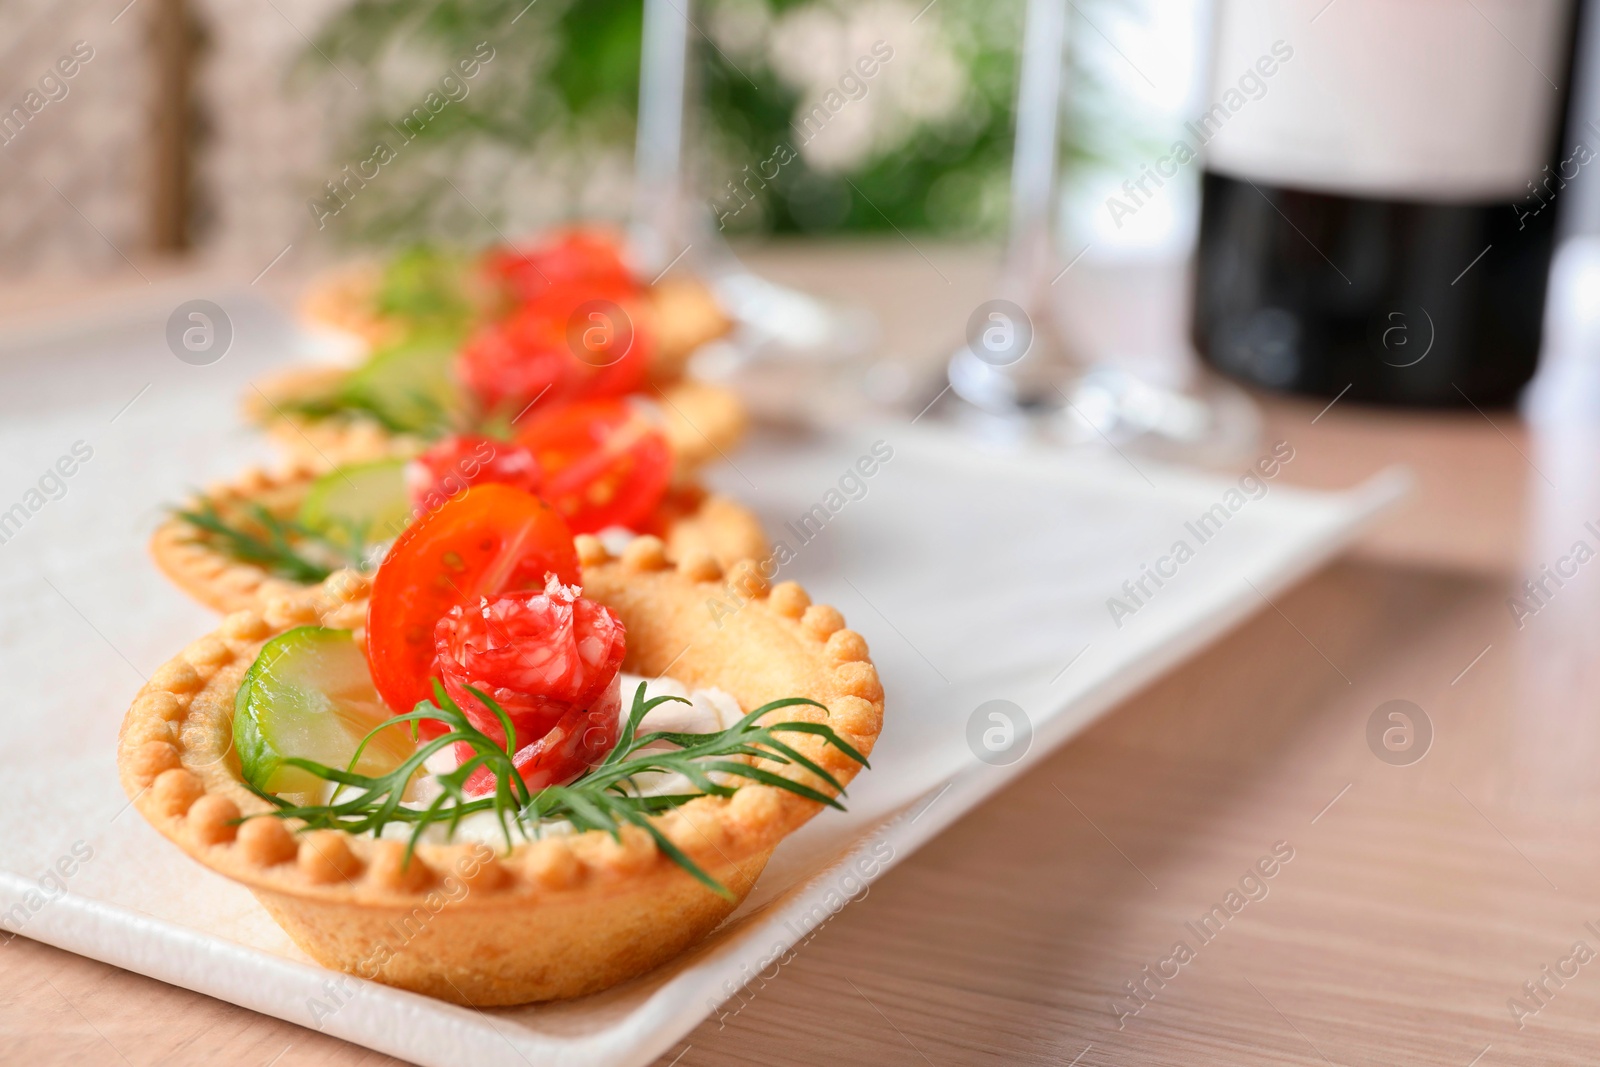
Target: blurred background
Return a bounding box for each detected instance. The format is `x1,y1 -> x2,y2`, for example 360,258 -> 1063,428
7,0 -> 1600,425
0,0 -> 1202,276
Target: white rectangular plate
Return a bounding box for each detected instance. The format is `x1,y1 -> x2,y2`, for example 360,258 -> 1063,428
0,290 -> 1402,1067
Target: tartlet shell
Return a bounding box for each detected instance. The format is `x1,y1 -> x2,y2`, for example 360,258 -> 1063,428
115,545 -> 883,1005
245,366 -> 748,481
299,261 -> 731,381
150,460 -> 769,614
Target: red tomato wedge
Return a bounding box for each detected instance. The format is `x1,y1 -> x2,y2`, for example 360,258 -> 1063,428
366,485 -> 581,718
514,398 -> 673,534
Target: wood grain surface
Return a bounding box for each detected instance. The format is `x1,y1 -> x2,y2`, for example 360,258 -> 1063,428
5,245 -> 1595,1067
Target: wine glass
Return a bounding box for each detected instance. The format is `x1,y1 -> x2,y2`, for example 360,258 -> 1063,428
628,0 -> 875,419
938,0 -> 1258,463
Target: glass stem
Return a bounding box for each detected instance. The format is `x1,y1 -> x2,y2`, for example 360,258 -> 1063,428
631,0 -> 692,275
1005,0 -> 1070,305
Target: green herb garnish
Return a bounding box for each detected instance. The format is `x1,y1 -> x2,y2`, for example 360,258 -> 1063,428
176,496 -> 372,583
278,327 -> 468,438
247,680 -> 869,899
375,245 -> 475,330
276,386 -> 458,439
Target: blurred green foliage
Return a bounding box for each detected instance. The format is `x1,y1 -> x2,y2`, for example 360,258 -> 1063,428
305,0 -> 1129,246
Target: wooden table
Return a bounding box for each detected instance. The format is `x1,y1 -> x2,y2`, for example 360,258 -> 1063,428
6,245 -> 1597,1066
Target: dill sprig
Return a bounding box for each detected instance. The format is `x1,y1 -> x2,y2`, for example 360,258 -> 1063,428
276,388 -> 456,438
247,680 -> 534,855
248,680 -> 869,898
176,496 -> 372,583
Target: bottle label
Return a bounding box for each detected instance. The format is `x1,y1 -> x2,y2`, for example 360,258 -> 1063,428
1204,0 -> 1571,202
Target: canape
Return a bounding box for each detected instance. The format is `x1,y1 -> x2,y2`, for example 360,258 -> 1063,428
152,450 -> 767,613
260,229 -> 744,477
296,229 -> 727,380
246,366 -> 746,477
118,487 -> 883,1005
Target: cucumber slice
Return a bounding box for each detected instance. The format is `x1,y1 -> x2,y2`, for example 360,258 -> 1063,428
297,459 -> 412,551
339,328 -> 463,435
235,627 -> 416,796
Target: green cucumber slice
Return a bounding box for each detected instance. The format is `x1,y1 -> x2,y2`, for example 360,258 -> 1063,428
339,327 -> 463,435
235,626 -> 415,795
297,459 -> 412,552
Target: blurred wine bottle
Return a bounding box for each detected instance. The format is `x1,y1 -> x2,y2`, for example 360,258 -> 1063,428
1192,0 -> 1584,406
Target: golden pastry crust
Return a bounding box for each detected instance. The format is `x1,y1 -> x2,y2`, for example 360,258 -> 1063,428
150,462 -> 769,614
151,457 -> 329,614
659,490 -> 768,570
299,262 -> 731,375
244,366 -> 747,481
116,552 -> 883,1005
644,275 -> 733,381
648,377 -> 748,476
298,262 -> 399,350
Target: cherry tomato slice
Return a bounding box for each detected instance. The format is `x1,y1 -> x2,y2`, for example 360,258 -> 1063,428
515,398 -> 673,534
366,484 -> 581,718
